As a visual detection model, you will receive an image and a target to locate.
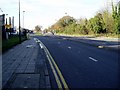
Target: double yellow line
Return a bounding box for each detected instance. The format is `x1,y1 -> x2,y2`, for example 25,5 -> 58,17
34,38 -> 69,89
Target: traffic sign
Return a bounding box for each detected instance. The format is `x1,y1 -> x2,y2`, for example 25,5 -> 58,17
5,24 -> 11,28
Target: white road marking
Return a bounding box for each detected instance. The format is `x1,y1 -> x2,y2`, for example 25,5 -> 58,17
39,43 -> 43,49
68,46 -> 71,49
34,38 -> 36,41
63,38 -> 67,40
89,57 -> 98,62
58,42 -> 61,44
36,40 -> 40,43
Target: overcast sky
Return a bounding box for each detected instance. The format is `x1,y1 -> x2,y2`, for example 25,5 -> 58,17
0,0 -> 118,30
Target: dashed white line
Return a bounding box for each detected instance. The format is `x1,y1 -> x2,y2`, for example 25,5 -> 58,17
68,46 -> 71,49
89,57 -> 98,62
58,42 -> 61,44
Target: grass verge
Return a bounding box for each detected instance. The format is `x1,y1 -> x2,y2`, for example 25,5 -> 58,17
2,35 -> 27,53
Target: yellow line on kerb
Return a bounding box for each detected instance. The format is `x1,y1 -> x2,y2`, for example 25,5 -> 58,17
35,38 -> 69,89
45,48 -> 69,89
44,50 -> 62,89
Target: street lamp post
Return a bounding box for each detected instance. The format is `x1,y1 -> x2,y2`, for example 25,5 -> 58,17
5,14 -> 9,39
0,8 -> 3,13
22,11 -> 27,39
19,0 -> 21,43
23,11 -> 25,29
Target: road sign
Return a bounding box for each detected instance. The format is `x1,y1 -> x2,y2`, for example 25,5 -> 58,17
5,24 -> 11,28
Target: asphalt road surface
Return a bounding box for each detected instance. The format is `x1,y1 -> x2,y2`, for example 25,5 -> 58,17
35,36 -> 119,88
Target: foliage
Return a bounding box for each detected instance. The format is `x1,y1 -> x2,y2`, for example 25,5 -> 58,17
34,25 -> 42,32
90,13 -> 105,34
46,1 -> 120,36
112,1 -> 120,34
2,35 -> 27,53
46,15 -> 76,33
101,9 -> 114,34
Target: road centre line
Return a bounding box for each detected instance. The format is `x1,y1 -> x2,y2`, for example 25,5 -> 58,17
34,38 -> 69,89
68,46 -> 71,49
89,57 -> 98,62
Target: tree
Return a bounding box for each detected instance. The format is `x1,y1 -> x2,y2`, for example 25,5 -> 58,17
87,13 -> 105,34
59,16 -> 76,27
101,9 -> 114,34
112,1 -> 120,34
64,23 -> 76,35
49,15 -> 76,33
47,1 -> 120,36
73,18 -> 88,35
34,25 -> 42,32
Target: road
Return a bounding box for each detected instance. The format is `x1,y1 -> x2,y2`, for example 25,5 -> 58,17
35,36 -> 119,88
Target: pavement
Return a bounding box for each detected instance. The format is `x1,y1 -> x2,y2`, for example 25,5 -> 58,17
2,37 -> 51,89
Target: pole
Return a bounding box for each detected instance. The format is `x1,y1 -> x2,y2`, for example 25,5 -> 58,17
0,8 -> 3,13
23,11 -> 25,29
5,14 -> 8,39
19,0 -> 21,43
12,16 -> 14,32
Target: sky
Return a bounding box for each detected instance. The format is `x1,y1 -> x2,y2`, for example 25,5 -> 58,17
0,0 -> 119,30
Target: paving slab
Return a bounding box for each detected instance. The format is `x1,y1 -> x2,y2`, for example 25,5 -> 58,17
11,74 -> 40,89
2,37 -> 51,89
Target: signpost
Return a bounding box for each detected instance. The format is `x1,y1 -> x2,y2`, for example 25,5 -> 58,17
0,14 -> 4,29
0,14 -> 6,39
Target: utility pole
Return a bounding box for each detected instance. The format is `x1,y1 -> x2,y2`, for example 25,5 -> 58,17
19,0 -> 21,43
